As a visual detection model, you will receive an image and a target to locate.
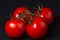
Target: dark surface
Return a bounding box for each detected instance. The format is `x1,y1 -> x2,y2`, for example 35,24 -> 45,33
0,0 -> 60,40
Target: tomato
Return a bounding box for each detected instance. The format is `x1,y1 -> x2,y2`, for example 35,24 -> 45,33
5,19 -> 25,38
12,6 -> 32,22
34,7 -> 54,24
12,6 -> 29,19
26,17 -> 48,39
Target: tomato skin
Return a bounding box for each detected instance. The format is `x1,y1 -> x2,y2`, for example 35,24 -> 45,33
34,7 -> 54,24
5,19 -> 25,38
32,16 -> 40,20
13,6 -> 29,19
26,17 -> 48,39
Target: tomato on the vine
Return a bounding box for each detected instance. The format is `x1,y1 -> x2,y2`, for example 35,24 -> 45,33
26,17 -> 48,39
34,7 -> 54,24
5,19 -> 25,38
13,6 -> 32,22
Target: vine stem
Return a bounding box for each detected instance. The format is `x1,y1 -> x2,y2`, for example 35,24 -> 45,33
36,3 -> 43,17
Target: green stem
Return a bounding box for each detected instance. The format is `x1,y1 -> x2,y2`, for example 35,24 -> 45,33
37,4 -> 43,17
21,14 -> 26,19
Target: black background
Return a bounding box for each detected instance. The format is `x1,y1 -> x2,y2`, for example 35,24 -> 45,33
0,0 -> 60,40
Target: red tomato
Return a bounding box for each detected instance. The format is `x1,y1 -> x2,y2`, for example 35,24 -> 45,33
13,6 -> 32,22
32,16 -> 39,20
13,6 -> 29,19
26,17 -> 48,39
34,7 -> 54,24
5,19 -> 25,38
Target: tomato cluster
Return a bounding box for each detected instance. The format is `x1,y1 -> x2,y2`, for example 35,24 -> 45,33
5,5 -> 54,39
